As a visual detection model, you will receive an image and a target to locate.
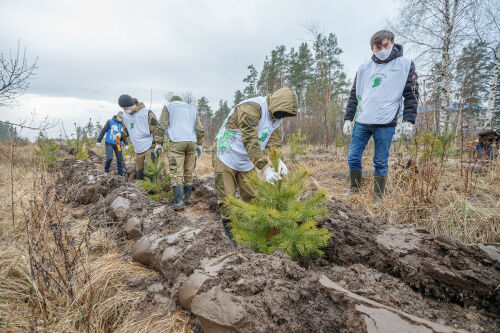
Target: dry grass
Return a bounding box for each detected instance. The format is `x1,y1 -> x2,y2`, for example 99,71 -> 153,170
301,144 -> 500,244
0,143 -> 193,332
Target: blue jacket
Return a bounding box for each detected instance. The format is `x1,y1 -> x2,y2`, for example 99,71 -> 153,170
97,116 -> 125,145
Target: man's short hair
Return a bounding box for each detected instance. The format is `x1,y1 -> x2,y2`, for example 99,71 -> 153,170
170,96 -> 182,102
370,30 -> 395,48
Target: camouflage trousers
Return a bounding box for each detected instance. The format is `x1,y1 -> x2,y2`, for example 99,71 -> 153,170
135,145 -> 155,177
168,141 -> 197,187
212,142 -> 256,219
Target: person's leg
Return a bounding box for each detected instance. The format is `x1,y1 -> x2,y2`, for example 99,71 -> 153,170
237,169 -> 257,203
135,151 -> 146,180
372,126 -> 395,199
212,143 -> 237,245
344,123 -> 371,194
183,142 -> 197,205
115,145 -> 124,176
104,143 -> 114,173
168,142 -> 185,210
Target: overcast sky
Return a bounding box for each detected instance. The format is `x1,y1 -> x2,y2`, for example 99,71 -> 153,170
0,0 -> 402,139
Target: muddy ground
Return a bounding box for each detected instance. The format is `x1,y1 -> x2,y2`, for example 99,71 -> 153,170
54,150 -> 500,332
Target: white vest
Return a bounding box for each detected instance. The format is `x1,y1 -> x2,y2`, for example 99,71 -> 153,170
166,101 -> 197,142
216,96 -> 281,172
354,56 -> 411,125
122,107 -> 154,154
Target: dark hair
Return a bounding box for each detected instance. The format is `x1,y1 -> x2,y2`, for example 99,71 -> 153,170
370,30 -> 395,48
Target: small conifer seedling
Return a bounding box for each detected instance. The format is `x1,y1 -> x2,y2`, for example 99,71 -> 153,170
227,149 -> 331,258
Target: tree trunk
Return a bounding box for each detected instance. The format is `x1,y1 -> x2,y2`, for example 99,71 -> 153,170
438,0 -> 458,135
483,42 -> 500,129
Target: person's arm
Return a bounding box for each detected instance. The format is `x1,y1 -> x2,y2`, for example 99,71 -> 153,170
148,110 -> 160,144
238,103 -> 268,170
194,114 -> 204,145
154,105 -> 169,144
344,74 -> 357,121
120,125 -> 129,143
97,120 -> 110,142
264,124 -> 281,152
402,61 -> 419,124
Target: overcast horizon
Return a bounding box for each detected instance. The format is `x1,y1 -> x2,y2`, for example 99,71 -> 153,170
0,0 -> 403,139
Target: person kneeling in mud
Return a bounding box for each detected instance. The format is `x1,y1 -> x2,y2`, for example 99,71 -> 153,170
96,111 -> 127,176
116,94 -> 160,180
154,96 -> 205,211
213,87 -> 298,245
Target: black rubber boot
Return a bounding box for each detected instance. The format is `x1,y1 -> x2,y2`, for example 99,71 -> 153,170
169,186 -> 184,211
221,218 -> 236,247
183,185 -> 193,205
136,169 -> 145,180
341,170 -> 362,196
374,175 -> 386,202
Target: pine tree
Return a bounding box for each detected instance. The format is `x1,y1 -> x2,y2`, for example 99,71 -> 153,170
243,65 -> 258,98
137,156 -> 171,201
233,90 -> 245,107
227,149 -> 331,259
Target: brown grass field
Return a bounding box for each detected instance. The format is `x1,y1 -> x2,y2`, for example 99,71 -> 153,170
0,141 -> 498,331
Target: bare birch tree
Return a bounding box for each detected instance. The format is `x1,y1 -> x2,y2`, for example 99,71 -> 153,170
389,0 -> 477,134
473,0 -> 500,129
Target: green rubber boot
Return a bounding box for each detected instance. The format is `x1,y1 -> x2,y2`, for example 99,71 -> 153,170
374,175 -> 386,202
341,170 -> 362,196
169,186 -> 185,211
183,185 -> 193,205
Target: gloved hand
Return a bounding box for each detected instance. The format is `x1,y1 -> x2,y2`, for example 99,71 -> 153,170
96,142 -> 102,148
154,144 -> 164,156
343,120 -> 353,136
123,145 -> 129,151
401,121 -> 414,138
196,145 -> 202,158
277,159 -> 288,175
113,132 -> 121,141
263,166 -> 281,184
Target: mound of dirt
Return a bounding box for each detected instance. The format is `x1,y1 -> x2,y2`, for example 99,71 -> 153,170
321,199 -> 500,313
53,156 -> 500,332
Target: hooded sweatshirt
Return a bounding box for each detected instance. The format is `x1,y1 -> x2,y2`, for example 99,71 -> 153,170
344,44 -> 419,126
215,87 -> 297,171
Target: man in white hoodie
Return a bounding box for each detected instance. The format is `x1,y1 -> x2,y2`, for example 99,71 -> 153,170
342,30 -> 419,200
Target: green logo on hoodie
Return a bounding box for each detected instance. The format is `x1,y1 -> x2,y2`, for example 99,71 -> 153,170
372,76 -> 382,88
130,122 -> 134,129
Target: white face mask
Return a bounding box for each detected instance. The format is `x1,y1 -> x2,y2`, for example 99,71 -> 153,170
124,109 -> 132,114
117,117 -> 123,122
374,46 -> 393,61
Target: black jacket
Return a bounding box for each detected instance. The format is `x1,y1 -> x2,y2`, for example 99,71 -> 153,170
344,44 -> 419,126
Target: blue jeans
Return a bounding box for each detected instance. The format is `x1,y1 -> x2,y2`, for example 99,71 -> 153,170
347,123 -> 395,176
105,142 -> 124,176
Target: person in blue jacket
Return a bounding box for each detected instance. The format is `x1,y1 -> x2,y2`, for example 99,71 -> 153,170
97,111 -> 127,176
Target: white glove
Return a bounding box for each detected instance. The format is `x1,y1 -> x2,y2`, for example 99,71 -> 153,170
263,166 -> 282,184
277,159 -> 288,175
196,146 -> 202,158
113,132 -> 121,140
154,144 -> 164,155
124,145 -> 129,151
96,142 -> 102,148
401,121 -> 414,138
343,120 -> 353,136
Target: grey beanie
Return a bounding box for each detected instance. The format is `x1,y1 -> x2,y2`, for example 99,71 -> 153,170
118,94 -> 134,107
